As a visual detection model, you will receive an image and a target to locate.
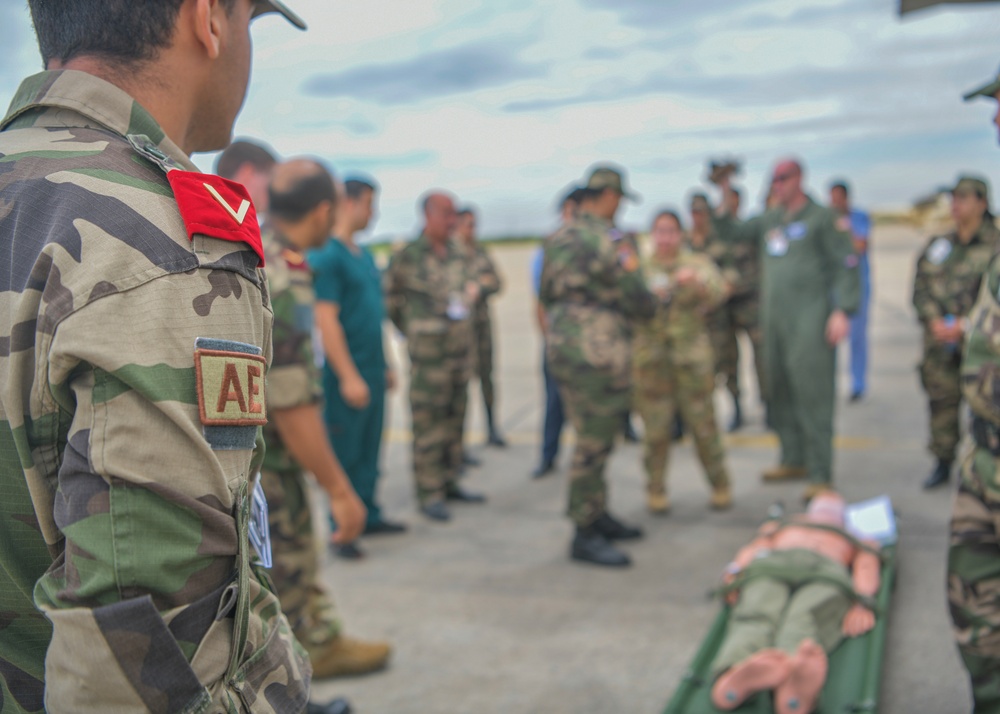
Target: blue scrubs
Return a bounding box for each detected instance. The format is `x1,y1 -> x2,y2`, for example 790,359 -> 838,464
848,209 -> 872,397
533,247 -> 565,467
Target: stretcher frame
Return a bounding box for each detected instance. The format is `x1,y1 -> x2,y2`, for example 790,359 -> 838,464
663,544 -> 897,714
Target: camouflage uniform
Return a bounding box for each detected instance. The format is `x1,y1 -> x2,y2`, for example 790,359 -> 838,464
259,226 -> 342,654
385,235 -> 474,505
0,71 -> 308,713
949,241 -> 1000,713
540,213 -> 655,526
689,216 -> 765,402
912,221 -> 999,463
633,250 -> 730,496
464,242 -> 503,415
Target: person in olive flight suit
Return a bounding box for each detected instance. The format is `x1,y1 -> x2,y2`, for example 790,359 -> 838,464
739,160 -> 860,503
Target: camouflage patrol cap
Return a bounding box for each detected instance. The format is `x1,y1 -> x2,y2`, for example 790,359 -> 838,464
586,166 -> 639,201
689,193 -> 711,213
951,176 -> 990,204
254,0 -> 307,29
963,64 -> 1000,102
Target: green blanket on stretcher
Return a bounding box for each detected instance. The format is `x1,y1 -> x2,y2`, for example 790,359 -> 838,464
663,496 -> 898,714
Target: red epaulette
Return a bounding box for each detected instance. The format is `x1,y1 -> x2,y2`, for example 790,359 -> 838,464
166,171 -> 265,267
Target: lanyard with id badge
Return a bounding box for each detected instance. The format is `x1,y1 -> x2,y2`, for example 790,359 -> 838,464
248,476 -> 273,568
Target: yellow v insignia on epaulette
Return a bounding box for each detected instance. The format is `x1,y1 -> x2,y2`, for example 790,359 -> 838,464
204,183 -> 251,225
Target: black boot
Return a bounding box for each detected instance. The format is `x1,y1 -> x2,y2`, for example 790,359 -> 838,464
485,404 -> 507,447
728,398 -> 743,433
571,526 -> 631,567
593,511 -> 644,540
923,459 -> 953,490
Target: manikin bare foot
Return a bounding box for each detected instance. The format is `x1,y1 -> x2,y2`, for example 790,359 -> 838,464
775,639 -> 829,714
711,648 -> 793,711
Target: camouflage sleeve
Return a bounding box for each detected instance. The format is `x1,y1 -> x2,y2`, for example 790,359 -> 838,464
912,244 -> 942,324
475,247 -> 503,300
267,283 -> 321,411
384,250 -> 407,333
613,243 -> 656,321
962,255 -> 1000,423
695,253 -> 728,310
36,270 -> 307,711
822,213 -> 861,315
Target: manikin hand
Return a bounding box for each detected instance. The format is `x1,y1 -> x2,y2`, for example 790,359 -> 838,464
825,309 -> 849,346
841,603 -> 876,637
340,373 -> 371,409
329,487 -> 366,545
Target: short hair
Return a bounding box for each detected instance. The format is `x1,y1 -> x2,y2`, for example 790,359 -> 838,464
215,140 -> 277,180
653,210 -> 684,230
829,180 -> 850,197
268,166 -> 337,223
457,206 -> 477,220
559,186 -> 586,210
28,0 -> 237,66
344,178 -> 378,201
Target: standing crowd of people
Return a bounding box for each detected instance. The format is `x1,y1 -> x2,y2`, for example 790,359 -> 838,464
2,0 -> 1000,711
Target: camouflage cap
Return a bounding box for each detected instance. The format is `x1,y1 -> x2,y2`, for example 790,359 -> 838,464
254,0 -> 307,29
963,64 -> 1000,102
689,193 -> 711,213
951,176 -> 990,204
586,166 -> 639,201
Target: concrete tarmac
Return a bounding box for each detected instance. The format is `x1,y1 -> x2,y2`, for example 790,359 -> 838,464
311,225 -> 971,713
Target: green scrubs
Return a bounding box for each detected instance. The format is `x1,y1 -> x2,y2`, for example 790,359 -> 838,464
743,198 -> 859,484
309,238 -> 387,528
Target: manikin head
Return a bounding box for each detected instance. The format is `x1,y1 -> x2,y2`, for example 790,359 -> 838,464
805,491 -> 847,527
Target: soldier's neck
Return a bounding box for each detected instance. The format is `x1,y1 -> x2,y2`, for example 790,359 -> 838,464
956,218 -> 983,244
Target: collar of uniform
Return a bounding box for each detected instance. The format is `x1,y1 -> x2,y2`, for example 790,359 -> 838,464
783,194 -> 819,223
1,70 -> 196,172
416,232 -> 457,256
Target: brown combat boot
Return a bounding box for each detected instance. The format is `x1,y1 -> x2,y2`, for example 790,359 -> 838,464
761,465 -> 807,482
709,486 -> 733,510
308,635 -> 392,679
647,492 -> 671,514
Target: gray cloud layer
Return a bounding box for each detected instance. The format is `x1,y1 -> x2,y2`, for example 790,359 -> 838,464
303,40 -> 548,105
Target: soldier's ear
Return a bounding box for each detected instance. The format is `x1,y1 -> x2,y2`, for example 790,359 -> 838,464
191,0 -> 226,60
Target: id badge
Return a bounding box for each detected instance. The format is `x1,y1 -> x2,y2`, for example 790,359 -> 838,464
767,234 -> 788,257
446,292 -> 470,321
248,476 -> 273,568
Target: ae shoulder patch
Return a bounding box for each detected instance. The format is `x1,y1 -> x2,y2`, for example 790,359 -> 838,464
194,337 -> 267,450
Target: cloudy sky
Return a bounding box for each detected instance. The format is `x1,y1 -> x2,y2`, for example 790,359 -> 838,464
2,0 -> 999,237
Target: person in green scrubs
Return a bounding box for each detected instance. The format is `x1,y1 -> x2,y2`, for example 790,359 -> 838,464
310,178 -> 407,559
728,162 -> 859,502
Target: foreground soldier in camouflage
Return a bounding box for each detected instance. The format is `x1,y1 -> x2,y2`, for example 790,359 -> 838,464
541,166 -> 655,567
0,1 -> 312,712
634,211 -> 732,514
260,160 -> 391,682
949,65 -> 1000,714
912,177 -> 998,490
385,192 -> 487,521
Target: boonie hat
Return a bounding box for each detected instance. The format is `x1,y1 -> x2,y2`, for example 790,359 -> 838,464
586,166 -> 639,202
254,0 -> 307,30
963,64 -> 1000,102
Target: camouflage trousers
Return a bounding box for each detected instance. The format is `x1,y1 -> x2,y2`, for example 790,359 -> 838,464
550,364 -> 629,528
260,467 -> 342,652
473,314 -> 496,410
920,346 -> 963,462
710,295 -> 766,402
633,357 -> 730,495
410,359 -> 468,504
949,444 -> 1000,713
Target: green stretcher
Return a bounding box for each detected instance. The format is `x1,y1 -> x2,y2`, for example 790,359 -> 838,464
663,543 -> 897,714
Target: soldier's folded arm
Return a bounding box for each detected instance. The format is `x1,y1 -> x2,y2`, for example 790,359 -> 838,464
36,271 -> 307,712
